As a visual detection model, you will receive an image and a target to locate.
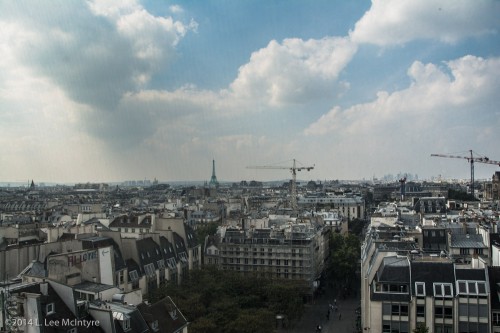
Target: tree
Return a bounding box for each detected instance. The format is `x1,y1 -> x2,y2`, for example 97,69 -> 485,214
349,218 -> 367,237
448,188 -> 478,201
327,233 -> 361,287
162,267 -> 307,332
413,323 -> 429,333
196,222 -> 219,243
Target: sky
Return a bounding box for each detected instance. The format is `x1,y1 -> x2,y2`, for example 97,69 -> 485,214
1,0 -> 500,184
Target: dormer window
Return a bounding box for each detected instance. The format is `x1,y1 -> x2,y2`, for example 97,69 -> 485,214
129,270 -> 139,281
151,320 -> 159,331
123,318 -> 131,331
433,283 -> 453,298
456,280 -> 487,296
415,282 -> 425,297
46,302 -> 55,315
114,312 -> 131,332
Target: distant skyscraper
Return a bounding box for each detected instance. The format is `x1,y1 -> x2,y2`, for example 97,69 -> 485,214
209,159 -> 219,188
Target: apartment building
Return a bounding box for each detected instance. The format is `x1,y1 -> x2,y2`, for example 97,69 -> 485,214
209,222 -> 329,297
298,194 -> 365,221
361,219 -> 492,333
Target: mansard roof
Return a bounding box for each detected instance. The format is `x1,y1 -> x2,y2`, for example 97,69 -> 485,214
136,237 -> 164,270
159,236 -> 177,260
455,267 -> 487,281
184,223 -> 198,248
137,296 -> 188,333
449,233 -> 486,248
376,256 -> 410,283
410,261 -> 455,296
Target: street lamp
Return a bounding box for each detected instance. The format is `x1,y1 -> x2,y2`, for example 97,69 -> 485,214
275,314 -> 285,329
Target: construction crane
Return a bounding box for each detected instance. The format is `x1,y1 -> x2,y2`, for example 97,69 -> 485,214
431,150 -> 500,196
247,159 -> 314,210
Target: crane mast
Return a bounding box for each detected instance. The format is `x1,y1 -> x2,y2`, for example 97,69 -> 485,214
431,150 -> 500,197
247,159 -> 314,210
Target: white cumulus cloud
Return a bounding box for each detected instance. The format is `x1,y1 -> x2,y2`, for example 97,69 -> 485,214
350,0 -> 500,45
228,37 -> 357,107
0,0 -> 196,110
305,55 -> 500,141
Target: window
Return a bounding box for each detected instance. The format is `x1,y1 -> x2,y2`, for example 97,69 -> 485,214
493,312 -> 500,326
435,306 -> 452,319
433,283 -> 453,297
390,304 -> 408,316
122,318 -> 131,331
415,282 -> 425,296
144,263 -> 156,277
456,280 -> 487,296
435,325 -> 452,333
468,282 -> 476,294
167,258 -> 176,269
46,303 -> 55,315
157,259 -> 165,269
129,270 -> 139,281
416,305 -> 425,317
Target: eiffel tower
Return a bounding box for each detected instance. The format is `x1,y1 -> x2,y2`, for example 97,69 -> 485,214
209,159 -> 219,188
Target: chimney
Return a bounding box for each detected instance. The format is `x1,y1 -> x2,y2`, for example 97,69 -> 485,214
166,226 -> 173,243
40,280 -> 48,296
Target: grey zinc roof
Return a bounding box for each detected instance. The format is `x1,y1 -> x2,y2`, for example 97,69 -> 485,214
74,281 -> 115,293
377,256 -> 410,283
411,262 -> 455,296
449,234 -> 486,248
455,268 -> 487,281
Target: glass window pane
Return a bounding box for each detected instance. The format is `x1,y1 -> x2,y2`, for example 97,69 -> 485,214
469,305 -> 478,317
479,323 -> 488,333
477,282 -> 486,294
401,305 -> 408,316
479,304 -> 488,318
468,282 -> 477,294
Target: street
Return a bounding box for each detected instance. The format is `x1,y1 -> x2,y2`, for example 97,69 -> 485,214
278,284 -> 360,333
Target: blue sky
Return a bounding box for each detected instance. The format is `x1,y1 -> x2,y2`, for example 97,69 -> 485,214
1,0 -> 499,183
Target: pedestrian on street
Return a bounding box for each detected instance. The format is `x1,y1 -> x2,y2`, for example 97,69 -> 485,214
339,312 -> 341,320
